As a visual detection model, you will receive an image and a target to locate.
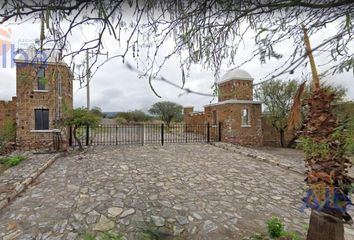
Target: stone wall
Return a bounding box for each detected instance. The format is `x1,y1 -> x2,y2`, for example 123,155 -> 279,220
261,117 -> 295,147
205,103 -> 263,146
218,80 -> 253,102
0,97 -> 16,146
15,62 -> 73,150
0,97 -> 16,130
184,103 -> 263,146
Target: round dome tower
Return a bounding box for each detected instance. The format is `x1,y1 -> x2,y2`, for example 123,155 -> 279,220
219,68 -> 254,83
218,68 -> 254,101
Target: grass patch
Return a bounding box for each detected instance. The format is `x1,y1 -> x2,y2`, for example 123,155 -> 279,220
82,232 -> 124,240
0,155 -> 26,168
243,216 -> 303,240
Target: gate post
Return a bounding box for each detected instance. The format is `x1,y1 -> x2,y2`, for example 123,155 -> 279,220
141,124 -> 145,146
185,124 -> 187,143
69,126 -> 73,146
207,122 -> 210,143
116,125 -> 118,145
218,122 -> 222,142
86,125 -> 90,146
161,124 -> 164,146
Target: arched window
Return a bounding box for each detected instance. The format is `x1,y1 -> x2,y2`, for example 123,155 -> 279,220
241,108 -> 250,126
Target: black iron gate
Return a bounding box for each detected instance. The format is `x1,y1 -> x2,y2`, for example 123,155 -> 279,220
69,123 -> 222,147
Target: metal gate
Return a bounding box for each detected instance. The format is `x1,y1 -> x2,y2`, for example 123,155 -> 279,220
69,123 -> 221,146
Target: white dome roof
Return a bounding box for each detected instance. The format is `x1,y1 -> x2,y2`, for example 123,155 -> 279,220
219,68 -> 253,83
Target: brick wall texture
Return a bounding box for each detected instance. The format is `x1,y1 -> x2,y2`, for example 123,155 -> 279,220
218,79 -> 253,101
0,61 -> 73,150
0,97 -> 16,130
184,78 -> 263,146
15,63 -> 73,149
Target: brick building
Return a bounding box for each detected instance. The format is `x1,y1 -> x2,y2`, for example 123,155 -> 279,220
184,68 -> 263,146
0,48 -> 73,150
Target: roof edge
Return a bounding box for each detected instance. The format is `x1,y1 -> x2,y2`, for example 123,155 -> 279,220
204,99 -> 262,107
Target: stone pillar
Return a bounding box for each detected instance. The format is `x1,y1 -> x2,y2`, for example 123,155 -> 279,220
183,107 -> 194,124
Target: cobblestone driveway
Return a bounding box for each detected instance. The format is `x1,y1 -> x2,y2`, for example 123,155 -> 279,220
0,144 -> 353,239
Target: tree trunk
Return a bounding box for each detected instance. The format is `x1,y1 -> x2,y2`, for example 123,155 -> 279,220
279,128 -> 285,147
307,210 -> 344,240
73,126 -> 83,150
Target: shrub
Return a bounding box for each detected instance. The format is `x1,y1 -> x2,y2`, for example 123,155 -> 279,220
116,116 -> 128,124
266,216 -> 284,239
280,231 -> 302,240
1,155 -> 26,167
116,110 -> 152,123
64,108 -> 100,150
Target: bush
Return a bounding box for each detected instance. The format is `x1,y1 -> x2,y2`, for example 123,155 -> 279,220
64,108 -> 101,150
244,217 -> 303,240
116,116 -> 128,124
266,216 -> 284,239
280,231 -> 302,240
116,110 -> 152,123
1,155 -> 26,167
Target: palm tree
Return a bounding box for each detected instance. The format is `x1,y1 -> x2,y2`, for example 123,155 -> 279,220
289,28 -> 353,240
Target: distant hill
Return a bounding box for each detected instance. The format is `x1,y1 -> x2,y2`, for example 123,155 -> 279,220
103,112 -> 120,118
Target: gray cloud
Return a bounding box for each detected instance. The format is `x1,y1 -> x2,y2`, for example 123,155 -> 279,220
0,22 -> 353,113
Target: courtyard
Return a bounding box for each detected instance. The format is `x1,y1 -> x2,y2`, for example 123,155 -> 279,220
0,144 -> 353,239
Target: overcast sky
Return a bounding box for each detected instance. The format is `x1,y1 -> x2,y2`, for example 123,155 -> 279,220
0,21 -> 353,113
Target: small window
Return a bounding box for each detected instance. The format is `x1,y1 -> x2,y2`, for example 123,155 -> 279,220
212,110 -> 217,125
35,109 -> 49,130
241,108 -> 250,126
37,67 -> 46,90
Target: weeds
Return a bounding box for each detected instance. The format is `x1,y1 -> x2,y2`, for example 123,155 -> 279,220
0,155 -> 26,167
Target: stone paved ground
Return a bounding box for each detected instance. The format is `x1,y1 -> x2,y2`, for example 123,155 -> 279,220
0,144 -> 353,239
0,152 -> 57,204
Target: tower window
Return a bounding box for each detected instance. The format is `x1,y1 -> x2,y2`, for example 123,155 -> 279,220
35,109 -> 49,130
241,108 -> 250,126
37,67 -> 46,90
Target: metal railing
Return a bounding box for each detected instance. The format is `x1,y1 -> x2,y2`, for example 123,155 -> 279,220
69,123 -> 222,147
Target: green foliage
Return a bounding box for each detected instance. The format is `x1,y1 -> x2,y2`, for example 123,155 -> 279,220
243,216 -> 303,240
149,101 -> 183,127
255,79 -> 300,146
266,216 -> 284,239
38,76 -> 48,86
64,108 -> 100,128
333,102 -> 354,155
1,155 -> 26,167
82,232 -> 123,240
91,106 -> 106,118
116,116 -> 128,124
255,79 -> 299,126
280,231 -> 302,240
64,108 -> 100,149
298,137 -> 331,160
116,110 -> 152,123
0,118 -> 16,154
0,118 -> 16,142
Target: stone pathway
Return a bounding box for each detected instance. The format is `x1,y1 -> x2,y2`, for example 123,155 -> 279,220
213,142 -> 306,174
0,151 -> 61,209
0,144 -> 353,239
